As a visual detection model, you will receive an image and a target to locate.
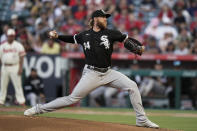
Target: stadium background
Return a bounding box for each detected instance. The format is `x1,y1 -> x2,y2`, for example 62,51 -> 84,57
0,0 -> 197,110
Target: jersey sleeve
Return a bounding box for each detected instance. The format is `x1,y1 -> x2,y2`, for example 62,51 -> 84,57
18,43 -> 26,57
58,35 -> 75,43
110,30 -> 128,42
58,32 -> 83,45
73,32 -> 83,45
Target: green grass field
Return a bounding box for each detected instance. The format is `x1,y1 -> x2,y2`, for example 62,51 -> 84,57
1,107 -> 197,131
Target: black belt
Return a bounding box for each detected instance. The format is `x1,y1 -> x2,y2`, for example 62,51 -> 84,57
87,65 -> 110,73
4,63 -> 17,66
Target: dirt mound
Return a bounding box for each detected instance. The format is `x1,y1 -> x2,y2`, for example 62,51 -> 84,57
0,115 -> 167,131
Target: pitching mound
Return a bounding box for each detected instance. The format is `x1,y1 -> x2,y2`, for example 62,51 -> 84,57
0,115 -> 167,131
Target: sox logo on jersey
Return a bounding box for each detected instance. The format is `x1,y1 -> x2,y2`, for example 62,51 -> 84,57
83,35 -> 110,50
100,35 -> 110,49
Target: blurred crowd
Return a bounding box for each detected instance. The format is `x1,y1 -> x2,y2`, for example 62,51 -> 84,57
0,0 -> 197,55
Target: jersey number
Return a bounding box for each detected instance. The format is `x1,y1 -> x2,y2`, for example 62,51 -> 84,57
83,41 -> 90,50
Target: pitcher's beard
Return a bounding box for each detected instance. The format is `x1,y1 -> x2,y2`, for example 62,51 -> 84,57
97,21 -> 107,30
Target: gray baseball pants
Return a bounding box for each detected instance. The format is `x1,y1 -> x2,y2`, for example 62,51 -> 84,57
36,65 -> 147,121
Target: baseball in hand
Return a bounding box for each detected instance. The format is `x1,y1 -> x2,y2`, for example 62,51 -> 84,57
49,31 -> 57,38
49,31 -> 55,37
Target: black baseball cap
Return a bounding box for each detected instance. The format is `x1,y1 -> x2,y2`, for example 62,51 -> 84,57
91,10 -> 111,19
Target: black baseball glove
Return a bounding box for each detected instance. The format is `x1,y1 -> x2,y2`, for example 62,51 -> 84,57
124,37 -> 144,55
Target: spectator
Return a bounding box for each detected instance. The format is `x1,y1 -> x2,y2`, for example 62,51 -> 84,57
0,25 -> 10,43
165,41 -> 176,54
187,0 -> 197,17
155,17 -> 178,40
12,0 -> 28,12
35,21 -> 50,42
158,32 -> 174,53
24,68 -> 45,106
174,41 -> 189,55
144,18 -> 160,38
20,35 -> 34,53
54,1 -> 67,19
35,11 -> 53,32
173,1 -> 192,25
26,1 -> 42,33
173,0 -> 186,13
18,27 -> 35,52
41,0 -> 54,12
145,37 -> 161,54
158,4 -> 174,21
41,39 -> 60,54
32,35 -> 43,53
30,0 -> 42,16
174,9 -> 187,28
53,1 -> 68,27
10,14 -> 23,36
176,27 -> 192,43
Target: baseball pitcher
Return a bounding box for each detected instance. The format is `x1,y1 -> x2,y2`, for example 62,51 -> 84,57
0,29 -> 26,105
24,10 -> 159,128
